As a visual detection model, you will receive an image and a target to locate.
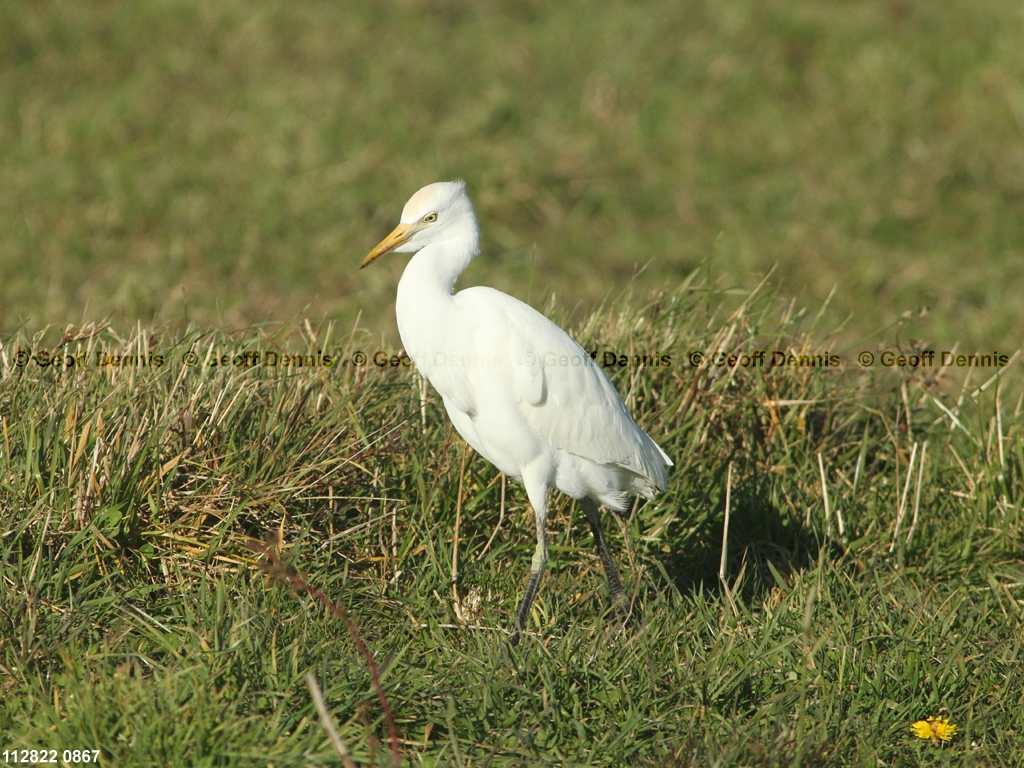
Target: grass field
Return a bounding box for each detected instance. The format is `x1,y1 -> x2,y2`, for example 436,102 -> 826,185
2,281 -> 1022,764
2,0 -> 1024,765
2,0 -> 1023,346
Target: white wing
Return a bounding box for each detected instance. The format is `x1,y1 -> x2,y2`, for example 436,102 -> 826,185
456,287 -> 672,495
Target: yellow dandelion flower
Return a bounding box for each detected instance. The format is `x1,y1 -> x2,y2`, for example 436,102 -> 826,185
911,715 -> 958,744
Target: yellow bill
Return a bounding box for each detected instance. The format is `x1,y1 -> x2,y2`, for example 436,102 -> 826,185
361,222 -> 418,269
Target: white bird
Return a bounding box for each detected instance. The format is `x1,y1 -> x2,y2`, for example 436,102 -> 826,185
362,181 -> 672,644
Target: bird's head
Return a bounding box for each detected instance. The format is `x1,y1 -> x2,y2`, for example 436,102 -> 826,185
361,180 -> 478,268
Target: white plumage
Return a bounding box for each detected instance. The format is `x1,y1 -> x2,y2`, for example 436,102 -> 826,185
362,181 -> 671,643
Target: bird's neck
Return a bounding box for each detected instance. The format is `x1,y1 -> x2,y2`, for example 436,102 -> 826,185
397,236 -> 477,302
396,236 -> 478,354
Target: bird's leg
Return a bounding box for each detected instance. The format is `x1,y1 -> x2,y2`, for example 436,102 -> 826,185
509,486 -> 549,646
581,497 -> 627,607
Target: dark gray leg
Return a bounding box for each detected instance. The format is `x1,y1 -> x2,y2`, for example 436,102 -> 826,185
581,497 -> 627,606
509,569 -> 542,646
509,483 -> 549,647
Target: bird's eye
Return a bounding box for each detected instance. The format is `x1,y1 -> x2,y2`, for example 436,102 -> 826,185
423,212 -> 438,223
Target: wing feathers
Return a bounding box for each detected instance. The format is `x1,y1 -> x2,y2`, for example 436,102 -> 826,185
460,288 -> 670,488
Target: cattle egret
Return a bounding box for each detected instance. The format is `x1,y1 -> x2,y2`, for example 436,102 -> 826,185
362,181 -> 672,644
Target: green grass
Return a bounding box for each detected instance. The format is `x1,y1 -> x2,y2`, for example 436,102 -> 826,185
2,0 -> 1024,764
1,276 -> 1022,764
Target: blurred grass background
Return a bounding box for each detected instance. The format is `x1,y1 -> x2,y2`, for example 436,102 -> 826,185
2,0 -> 1022,348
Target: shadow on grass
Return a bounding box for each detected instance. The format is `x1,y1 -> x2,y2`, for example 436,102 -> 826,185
655,473 -> 822,602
